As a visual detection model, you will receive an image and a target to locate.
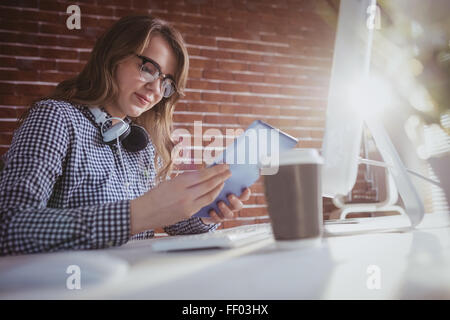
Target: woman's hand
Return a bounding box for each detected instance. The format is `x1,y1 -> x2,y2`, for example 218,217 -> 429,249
201,187 -> 252,225
130,164 -> 231,235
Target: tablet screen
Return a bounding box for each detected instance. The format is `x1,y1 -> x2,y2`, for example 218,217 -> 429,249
193,120 -> 298,218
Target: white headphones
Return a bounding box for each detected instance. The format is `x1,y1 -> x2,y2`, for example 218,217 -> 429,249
89,107 -> 149,152
89,107 -> 150,198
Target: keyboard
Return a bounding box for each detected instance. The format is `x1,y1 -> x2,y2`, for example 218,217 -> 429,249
151,217 -> 412,252
151,223 -> 273,252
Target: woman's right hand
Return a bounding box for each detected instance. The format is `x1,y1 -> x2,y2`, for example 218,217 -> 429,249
129,164 -> 231,235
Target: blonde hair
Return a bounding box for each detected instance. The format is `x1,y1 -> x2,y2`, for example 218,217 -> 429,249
50,15 -> 189,182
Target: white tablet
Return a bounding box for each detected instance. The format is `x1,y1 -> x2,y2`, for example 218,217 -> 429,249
193,120 -> 298,218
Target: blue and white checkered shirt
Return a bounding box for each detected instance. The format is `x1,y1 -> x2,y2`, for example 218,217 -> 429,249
0,99 -> 218,255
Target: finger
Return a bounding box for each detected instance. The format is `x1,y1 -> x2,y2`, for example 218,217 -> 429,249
207,209 -> 223,224
217,201 -> 235,219
189,169 -> 231,200
201,217 -> 214,225
194,180 -> 226,208
227,194 -> 243,212
239,187 -> 251,201
184,164 -> 230,188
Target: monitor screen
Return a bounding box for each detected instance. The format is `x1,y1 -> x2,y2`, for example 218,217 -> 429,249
321,0 -> 425,226
321,0 -> 374,197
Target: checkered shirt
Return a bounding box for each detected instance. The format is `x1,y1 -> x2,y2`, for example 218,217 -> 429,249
0,99 -> 218,255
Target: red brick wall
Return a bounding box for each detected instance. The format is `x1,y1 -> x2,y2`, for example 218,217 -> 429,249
0,0 -> 339,230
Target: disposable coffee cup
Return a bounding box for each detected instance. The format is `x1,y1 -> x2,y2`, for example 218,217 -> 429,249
263,148 -> 324,249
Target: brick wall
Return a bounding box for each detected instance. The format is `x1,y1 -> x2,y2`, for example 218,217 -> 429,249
0,0 -> 340,231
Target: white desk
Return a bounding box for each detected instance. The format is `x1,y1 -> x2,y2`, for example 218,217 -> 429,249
1,212 -> 450,300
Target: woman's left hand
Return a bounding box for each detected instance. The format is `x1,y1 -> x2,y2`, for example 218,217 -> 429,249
201,187 -> 252,224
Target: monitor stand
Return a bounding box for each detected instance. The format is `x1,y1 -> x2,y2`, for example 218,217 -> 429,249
330,117 -> 425,228
331,167 -> 407,220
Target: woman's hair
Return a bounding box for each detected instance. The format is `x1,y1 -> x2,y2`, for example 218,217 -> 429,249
27,15 -> 189,182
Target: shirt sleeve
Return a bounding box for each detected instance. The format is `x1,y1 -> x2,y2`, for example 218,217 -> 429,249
163,216 -> 220,236
0,103 -> 130,255
130,148 -> 221,238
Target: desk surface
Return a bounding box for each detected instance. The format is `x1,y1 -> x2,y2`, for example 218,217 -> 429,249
1,212 -> 450,300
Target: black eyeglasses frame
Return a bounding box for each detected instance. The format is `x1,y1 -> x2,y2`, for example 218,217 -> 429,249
135,54 -> 178,97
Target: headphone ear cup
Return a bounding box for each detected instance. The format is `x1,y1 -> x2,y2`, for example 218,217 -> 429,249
103,122 -> 131,146
121,124 -> 149,152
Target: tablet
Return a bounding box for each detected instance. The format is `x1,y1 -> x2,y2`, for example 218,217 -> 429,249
193,120 -> 299,218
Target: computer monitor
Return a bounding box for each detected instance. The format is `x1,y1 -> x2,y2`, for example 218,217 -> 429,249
321,0 -> 368,198
320,0 -> 425,227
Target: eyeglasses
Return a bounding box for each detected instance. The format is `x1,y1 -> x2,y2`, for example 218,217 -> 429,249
135,54 -> 177,98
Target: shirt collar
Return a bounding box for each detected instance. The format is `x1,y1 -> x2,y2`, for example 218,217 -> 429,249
100,106 -> 131,124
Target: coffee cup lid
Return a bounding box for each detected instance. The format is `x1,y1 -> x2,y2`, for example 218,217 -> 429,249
262,148 -> 323,166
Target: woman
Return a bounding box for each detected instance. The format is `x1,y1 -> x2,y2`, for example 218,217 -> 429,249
0,15 -> 250,255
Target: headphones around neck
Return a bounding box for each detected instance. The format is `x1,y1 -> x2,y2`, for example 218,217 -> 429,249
89,107 -> 149,152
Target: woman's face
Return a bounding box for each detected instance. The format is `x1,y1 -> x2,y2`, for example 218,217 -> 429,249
108,34 -> 177,119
